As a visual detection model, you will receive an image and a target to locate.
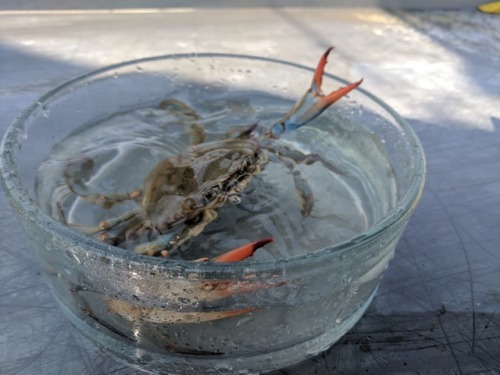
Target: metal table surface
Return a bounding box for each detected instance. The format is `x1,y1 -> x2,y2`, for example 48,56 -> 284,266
1,7 -> 499,375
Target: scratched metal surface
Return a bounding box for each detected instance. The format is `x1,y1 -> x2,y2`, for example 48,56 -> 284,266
1,8 -> 499,375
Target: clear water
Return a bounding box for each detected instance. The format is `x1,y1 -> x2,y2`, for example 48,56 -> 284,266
33,88 -> 399,372
35,89 -> 396,261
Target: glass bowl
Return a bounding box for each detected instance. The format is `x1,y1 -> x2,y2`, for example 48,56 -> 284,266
0,53 -> 425,374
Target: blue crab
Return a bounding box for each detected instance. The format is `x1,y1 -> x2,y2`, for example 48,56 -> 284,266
64,47 -> 362,262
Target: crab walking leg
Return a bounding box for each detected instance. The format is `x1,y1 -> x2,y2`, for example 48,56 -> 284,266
136,232 -> 273,263
100,214 -> 153,246
268,142 -> 351,216
265,150 -> 314,217
78,209 -> 143,236
134,233 -> 175,256
73,189 -> 142,210
56,191 -> 144,239
271,144 -> 347,175
159,98 -> 206,145
64,157 -> 143,209
267,47 -> 363,138
291,171 -> 314,217
134,209 -> 218,256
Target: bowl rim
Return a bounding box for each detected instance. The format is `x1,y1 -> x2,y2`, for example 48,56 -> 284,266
0,52 -> 426,274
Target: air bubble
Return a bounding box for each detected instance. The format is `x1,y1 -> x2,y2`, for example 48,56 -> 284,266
41,105 -> 50,118
236,316 -> 254,327
342,277 -> 352,284
178,297 -> 191,304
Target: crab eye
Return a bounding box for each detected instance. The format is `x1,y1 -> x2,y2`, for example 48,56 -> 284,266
203,186 -> 220,203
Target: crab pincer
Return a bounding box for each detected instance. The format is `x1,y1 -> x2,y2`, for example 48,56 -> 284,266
207,237 -> 274,262
268,46 -> 363,138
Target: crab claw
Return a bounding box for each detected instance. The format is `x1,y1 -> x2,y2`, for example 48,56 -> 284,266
269,47 -> 363,138
106,238 -> 279,325
106,297 -> 258,324
212,237 -> 274,262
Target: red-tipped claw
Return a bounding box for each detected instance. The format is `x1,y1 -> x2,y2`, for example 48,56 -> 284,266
310,46 -> 364,120
212,237 -> 274,262
311,46 -> 334,94
269,47 -> 363,138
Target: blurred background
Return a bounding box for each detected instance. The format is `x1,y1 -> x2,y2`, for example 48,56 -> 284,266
0,0 -> 490,10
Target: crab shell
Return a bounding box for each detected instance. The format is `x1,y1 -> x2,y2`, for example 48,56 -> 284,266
142,135 -> 267,233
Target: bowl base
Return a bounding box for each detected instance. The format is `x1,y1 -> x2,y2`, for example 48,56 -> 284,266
56,288 -> 377,375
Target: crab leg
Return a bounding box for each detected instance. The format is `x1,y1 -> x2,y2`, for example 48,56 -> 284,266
64,157 -> 142,209
270,144 -> 346,175
136,226 -> 273,262
268,47 -> 363,138
134,232 -> 174,256
267,143 -> 348,217
159,99 -> 206,145
134,209 -> 219,256
73,209 -> 142,236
